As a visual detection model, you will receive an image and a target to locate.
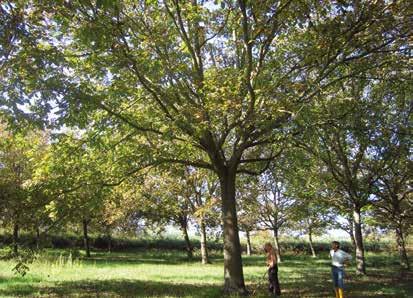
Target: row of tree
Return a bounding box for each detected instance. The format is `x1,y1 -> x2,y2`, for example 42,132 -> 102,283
1,104 -> 411,264
1,0 -> 412,294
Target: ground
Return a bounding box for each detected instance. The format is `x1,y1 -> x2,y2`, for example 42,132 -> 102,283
0,250 -> 411,297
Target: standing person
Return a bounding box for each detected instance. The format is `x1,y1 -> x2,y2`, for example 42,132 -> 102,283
264,242 -> 281,297
330,241 -> 352,298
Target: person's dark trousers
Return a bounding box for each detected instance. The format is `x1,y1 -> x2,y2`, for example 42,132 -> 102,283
268,265 -> 281,296
331,265 -> 345,289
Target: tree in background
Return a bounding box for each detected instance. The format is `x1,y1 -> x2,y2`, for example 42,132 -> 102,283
0,122 -> 49,254
34,131 -> 114,257
297,77 -> 392,274
138,168 -> 196,259
236,175 -> 261,256
368,77 -> 412,270
183,167 -> 220,264
255,166 -> 297,263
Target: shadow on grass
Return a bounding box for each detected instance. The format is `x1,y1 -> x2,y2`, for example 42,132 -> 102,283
246,258 -> 413,298
0,279 -> 223,297
345,270 -> 413,298
249,271 -> 413,298
283,268 -> 412,298
1,252 -> 411,297
1,272 -> 411,298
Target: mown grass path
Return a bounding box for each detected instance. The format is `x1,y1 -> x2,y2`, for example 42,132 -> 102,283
0,250 -> 411,297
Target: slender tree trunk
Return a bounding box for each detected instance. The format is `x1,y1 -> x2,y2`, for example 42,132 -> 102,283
106,226 -> 112,253
36,226 -> 41,249
308,227 -> 316,258
246,230 -> 252,256
13,223 -> 19,255
83,219 -> 91,258
273,227 -> 281,263
353,206 -> 366,274
219,169 -> 246,294
395,225 -> 410,270
179,217 -> 193,259
199,219 -> 209,264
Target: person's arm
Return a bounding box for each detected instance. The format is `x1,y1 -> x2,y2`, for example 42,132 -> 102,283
344,251 -> 352,264
268,253 -> 276,267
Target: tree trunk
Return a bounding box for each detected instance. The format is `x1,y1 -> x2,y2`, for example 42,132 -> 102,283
36,226 -> 41,249
219,169 -> 246,294
199,219 -> 209,264
395,225 -> 410,270
349,218 -> 356,249
246,230 -> 252,256
344,216 -> 356,249
106,226 -> 112,253
353,206 -> 366,274
83,219 -> 91,258
179,217 -> 193,259
13,223 -> 19,255
273,228 -> 281,263
308,227 -> 316,258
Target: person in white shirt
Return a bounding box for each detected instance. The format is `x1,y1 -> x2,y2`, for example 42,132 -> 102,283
330,241 -> 352,298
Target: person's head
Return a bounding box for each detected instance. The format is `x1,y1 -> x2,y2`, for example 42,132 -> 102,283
331,241 -> 340,251
264,242 -> 273,253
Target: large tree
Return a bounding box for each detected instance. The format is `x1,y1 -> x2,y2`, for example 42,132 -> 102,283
1,0 -> 410,292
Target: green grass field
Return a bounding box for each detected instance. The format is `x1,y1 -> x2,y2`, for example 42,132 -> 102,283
0,249 -> 411,297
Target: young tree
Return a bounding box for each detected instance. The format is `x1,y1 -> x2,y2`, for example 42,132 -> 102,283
256,167 -> 297,263
138,169 -> 196,259
183,167 -> 220,264
280,148 -> 335,257
236,176 -> 261,256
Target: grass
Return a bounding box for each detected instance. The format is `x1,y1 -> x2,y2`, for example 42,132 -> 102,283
0,249 -> 411,297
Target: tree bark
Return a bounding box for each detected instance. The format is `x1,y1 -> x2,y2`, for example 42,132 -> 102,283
353,206 -> 366,274
273,227 -> 281,263
395,225 -> 410,270
83,219 -> 91,258
199,219 -> 209,264
179,216 -> 193,259
246,230 -> 252,256
13,223 -> 19,255
308,227 -> 316,258
219,168 -> 247,294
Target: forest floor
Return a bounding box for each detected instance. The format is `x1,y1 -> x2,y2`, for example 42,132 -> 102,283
0,249 -> 412,297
